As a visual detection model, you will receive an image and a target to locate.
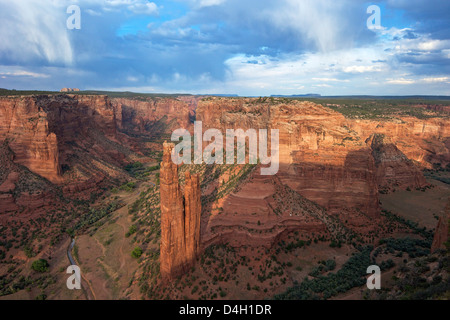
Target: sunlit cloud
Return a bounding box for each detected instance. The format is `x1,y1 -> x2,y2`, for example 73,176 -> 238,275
0,0 -> 449,95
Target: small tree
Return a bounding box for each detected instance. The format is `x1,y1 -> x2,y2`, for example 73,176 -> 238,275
131,247 -> 143,259
31,259 -> 49,273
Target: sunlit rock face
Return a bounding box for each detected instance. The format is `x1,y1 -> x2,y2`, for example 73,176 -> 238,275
160,142 -> 201,280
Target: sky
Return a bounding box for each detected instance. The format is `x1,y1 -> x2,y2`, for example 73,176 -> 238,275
0,0 -> 449,96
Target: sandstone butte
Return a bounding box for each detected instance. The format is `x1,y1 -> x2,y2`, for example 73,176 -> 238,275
160,142 -> 201,280
60,88 -> 80,92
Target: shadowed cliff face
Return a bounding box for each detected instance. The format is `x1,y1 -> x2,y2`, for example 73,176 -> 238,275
366,133 -> 427,190
112,97 -> 191,138
0,141 -> 62,216
347,118 -> 450,169
0,95 -> 194,187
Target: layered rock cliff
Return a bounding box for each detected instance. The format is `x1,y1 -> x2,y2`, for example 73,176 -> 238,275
201,172 -> 330,248
112,97 -> 191,136
196,98 -> 381,219
0,94 -> 123,183
0,141 -> 60,215
160,142 -> 201,280
195,98 -> 447,221
347,117 -> 450,169
0,94 -> 148,214
0,96 -> 62,183
366,133 -> 427,190
0,94 -> 198,215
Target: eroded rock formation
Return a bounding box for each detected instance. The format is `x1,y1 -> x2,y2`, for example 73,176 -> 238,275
366,133 -> 427,190
431,199 -> 449,252
0,96 -> 62,183
60,88 -> 80,92
160,142 -> 201,280
112,97 -> 191,135
0,94 -> 126,184
347,117 -> 450,169
196,99 -> 381,218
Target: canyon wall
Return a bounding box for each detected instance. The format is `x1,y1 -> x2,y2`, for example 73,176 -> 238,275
347,117 -> 450,169
0,96 -> 62,183
196,99 -> 381,218
0,94 -> 196,214
112,97 -> 191,135
201,173 -> 329,249
160,142 -> 201,280
366,133 -> 427,190
0,94 -> 123,184
0,95 -> 194,186
195,98 -> 448,221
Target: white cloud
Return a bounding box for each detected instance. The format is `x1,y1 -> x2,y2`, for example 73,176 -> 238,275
386,78 -> 415,85
0,70 -> 50,78
86,9 -> 102,16
194,0 -> 227,8
312,77 -> 349,82
103,0 -> 159,15
393,38 -> 450,52
128,1 -> 158,15
421,77 -> 449,83
343,65 -> 381,73
126,76 -> 139,82
259,0 -> 357,53
0,0 -> 73,65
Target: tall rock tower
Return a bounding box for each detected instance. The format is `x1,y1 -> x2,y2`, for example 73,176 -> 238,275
431,199 -> 449,253
160,142 -> 202,280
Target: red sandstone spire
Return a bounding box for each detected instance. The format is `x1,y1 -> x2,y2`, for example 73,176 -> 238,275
160,142 -> 201,280
431,199 -> 449,253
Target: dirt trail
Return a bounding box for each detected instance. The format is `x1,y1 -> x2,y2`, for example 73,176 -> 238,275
82,271 -> 97,300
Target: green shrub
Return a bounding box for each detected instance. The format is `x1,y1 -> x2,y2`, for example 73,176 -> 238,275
126,225 -> 137,238
131,247 -> 143,259
31,259 -> 49,273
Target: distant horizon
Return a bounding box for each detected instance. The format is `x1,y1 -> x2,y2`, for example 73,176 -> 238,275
2,87 -> 450,100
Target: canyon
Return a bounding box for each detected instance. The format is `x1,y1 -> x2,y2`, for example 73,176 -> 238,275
195,98 -> 446,223
0,93 -> 448,297
0,94 -> 194,215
